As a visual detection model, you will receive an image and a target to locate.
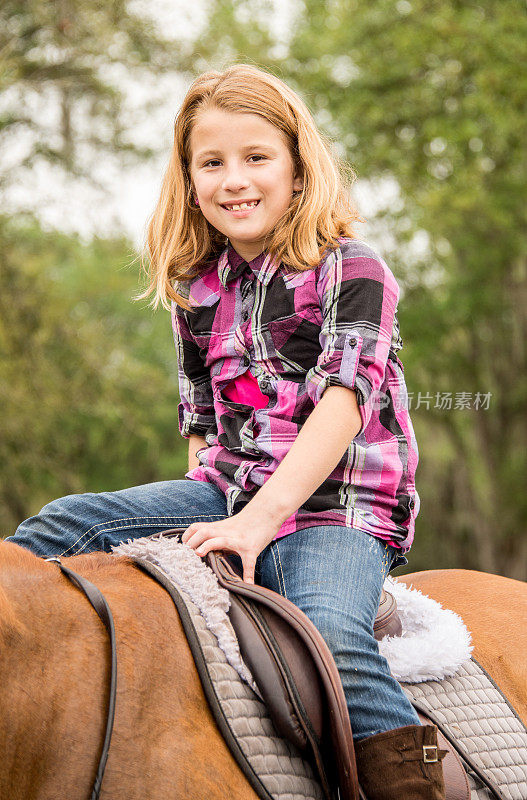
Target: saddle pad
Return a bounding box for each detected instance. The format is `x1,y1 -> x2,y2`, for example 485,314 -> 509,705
402,659 -> 527,800
135,558 -> 325,800
113,535 -> 472,684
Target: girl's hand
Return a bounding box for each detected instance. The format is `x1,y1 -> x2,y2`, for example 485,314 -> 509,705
180,508 -> 282,584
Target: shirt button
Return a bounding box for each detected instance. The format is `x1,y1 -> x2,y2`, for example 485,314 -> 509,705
350,338 -> 357,347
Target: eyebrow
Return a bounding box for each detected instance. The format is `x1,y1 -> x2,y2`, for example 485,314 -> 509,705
195,143 -> 277,160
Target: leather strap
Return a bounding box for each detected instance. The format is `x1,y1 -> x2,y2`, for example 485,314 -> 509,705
412,699 -> 505,800
45,557 -> 117,800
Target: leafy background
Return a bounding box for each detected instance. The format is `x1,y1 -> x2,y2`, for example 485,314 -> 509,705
1,0 -> 525,578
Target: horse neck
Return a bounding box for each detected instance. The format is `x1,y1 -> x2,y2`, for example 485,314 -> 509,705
0,544 -> 107,797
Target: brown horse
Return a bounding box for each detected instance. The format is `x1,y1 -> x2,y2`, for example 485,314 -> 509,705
0,540 -> 525,800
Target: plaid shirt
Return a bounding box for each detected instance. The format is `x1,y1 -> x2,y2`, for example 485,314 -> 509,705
172,238 -> 419,551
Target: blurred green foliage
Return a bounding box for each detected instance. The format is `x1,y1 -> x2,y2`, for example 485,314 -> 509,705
0,0 -> 178,187
0,214 -> 184,531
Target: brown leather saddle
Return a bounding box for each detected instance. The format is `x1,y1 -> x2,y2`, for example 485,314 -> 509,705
204,549 -> 471,800
205,549 -> 398,800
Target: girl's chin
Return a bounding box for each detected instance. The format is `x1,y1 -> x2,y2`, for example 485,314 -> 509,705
217,224 -> 271,242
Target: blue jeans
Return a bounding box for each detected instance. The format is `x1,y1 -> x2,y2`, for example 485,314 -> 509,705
6,478 -> 419,740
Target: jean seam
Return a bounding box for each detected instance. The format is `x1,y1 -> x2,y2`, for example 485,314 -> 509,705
274,541 -> 288,599
57,515 -> 163,555
270,543 -> 283,596
57,514 -> 226,558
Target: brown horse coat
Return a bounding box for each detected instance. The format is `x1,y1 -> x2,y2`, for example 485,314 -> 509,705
0,541 -> 260,800
1,542 -> 525,800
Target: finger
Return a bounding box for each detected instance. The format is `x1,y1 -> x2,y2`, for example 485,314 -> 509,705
183,529 -> 214,551
241,556 -> 256,585
193,537 -> 234,558
181,524 -> 198,544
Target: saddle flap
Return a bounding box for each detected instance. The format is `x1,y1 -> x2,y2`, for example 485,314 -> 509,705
206,550 -> 359,800
228,593 -> 324,749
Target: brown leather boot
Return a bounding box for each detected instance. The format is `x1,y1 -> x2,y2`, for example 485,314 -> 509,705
354,724 -> 447,799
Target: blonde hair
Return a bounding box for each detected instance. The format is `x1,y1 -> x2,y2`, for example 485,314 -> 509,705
140,63 -> 362,311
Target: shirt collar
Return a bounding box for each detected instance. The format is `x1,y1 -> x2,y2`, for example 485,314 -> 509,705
218,242 -> 281,289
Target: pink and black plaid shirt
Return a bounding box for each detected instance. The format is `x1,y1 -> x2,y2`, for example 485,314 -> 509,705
172,238 -> 420,552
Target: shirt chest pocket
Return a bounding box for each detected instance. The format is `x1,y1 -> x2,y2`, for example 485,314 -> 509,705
261,308 -> 323,375
189,298 -> 240,366
193,331 -> 243,369
191,319 -> 252,375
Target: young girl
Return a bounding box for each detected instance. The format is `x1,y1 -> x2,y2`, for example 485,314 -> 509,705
8,64 -> 446,798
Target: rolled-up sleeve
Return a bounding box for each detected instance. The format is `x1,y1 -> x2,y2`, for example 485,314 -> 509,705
171,299 -> 216,439
305,246 -> 399,434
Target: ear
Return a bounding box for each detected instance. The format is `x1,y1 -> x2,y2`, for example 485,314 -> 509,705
293,168 -> 303,193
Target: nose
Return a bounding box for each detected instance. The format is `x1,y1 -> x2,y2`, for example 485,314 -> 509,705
221,160 -> 251,193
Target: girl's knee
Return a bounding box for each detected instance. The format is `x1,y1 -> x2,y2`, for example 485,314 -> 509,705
14,491 -> 101,546
308,608 -> 371,654
39,492 -> 87,516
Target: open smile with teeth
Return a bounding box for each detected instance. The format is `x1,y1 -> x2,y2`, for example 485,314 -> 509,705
222,200 -> 260,211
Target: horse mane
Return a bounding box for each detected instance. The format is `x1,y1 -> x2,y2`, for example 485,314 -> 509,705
0,542 -> 34,639
0,543 -> 138,642
68,550 -> 137,578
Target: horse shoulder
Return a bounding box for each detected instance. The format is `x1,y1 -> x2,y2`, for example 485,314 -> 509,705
61,551 -> 262,798
0,544 -> 260,799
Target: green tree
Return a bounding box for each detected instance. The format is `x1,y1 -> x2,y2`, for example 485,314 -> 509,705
0,214 -> 184,534
0,1 -> 194,535
0,0 -> 187,191
3,0 -> 525,578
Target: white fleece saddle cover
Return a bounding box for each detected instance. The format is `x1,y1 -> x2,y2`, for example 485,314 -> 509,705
112,535 -> 527,799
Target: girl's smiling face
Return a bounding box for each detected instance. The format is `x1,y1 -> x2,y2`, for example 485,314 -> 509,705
189,108 -> 303,262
